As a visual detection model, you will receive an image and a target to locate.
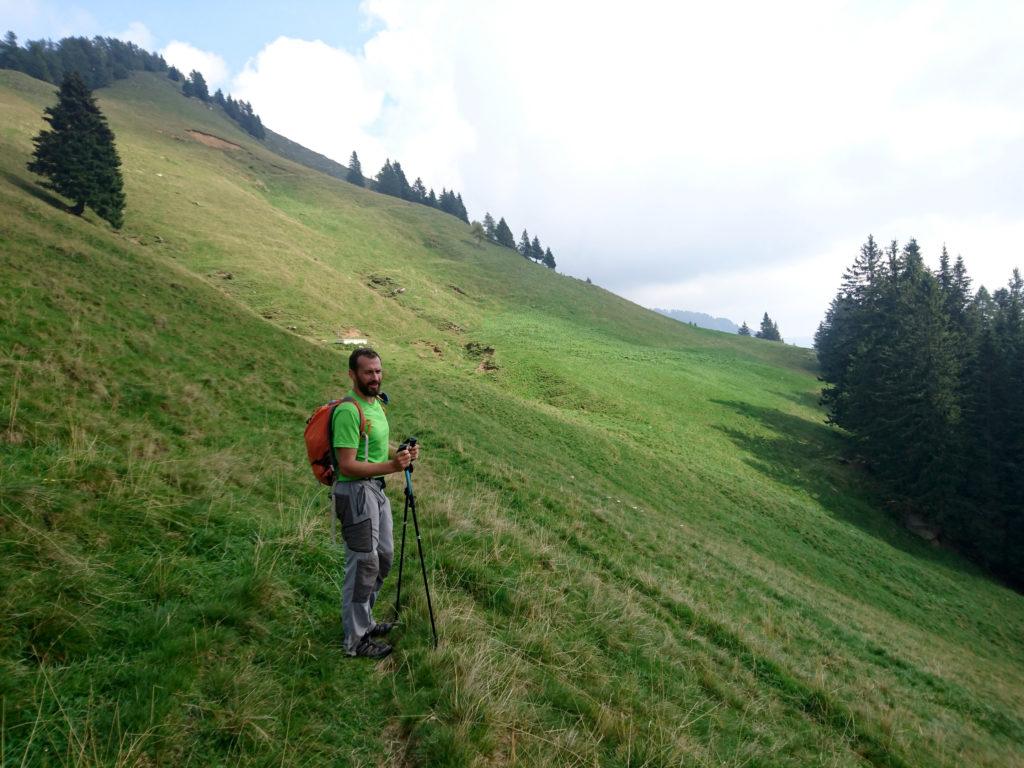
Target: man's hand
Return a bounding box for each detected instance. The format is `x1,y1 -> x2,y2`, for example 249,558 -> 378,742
392,447 -> 413,472
408,443 -> 420,462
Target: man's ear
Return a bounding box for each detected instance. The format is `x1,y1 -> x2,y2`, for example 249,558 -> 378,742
347,368 -> 356,387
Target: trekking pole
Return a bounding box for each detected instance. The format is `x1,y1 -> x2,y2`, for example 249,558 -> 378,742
394,483 -> 410,618
406,466 -> 438,648
392,438 -> 438,648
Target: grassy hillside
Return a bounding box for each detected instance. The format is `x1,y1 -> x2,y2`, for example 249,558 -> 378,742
1,69 -> 1023,767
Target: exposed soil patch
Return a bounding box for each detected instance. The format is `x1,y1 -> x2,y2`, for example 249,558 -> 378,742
186,129 -> 242,151
367,274 -> 405,297
465,342 -> 498,371
440,320 -> 464,333
448,284 -> 467,296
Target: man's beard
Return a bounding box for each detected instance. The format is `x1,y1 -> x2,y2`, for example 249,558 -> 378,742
356,380 -> 380,398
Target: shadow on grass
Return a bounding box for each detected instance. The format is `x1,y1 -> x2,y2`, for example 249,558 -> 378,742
2,170 -> 75,213
711,398 -> 977,579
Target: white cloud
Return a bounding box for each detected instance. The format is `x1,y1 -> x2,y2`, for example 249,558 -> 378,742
113,21 -> 155,50
230,1 -> 1024,338
160,41 -> 230,89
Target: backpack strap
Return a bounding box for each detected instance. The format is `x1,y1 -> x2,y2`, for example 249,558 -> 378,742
339,396 -> 370,464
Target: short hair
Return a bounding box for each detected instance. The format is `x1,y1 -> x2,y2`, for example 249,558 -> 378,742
349,347 -> 380,371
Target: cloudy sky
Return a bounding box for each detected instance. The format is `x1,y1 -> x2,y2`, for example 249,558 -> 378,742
7,0 -> 1024,345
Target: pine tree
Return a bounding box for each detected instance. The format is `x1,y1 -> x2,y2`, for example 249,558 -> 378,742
530,236 -> 544,262
411,177 -> 426,204
483,212 -> 496,240
375,159 -> 399,197
755,313 -> 781,341
27,71 -> 125,228
542,247 -> 556,269
391,161 -> 411,200
426,188 -> 437,207
738,322 -> 751,336
518,229 -> 531,258
186,69 -> 209,101
167,65 -> 182,82
494,217 -> 515,248
347,151 -> 365,187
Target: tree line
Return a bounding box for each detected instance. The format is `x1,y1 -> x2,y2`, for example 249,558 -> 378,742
0,31 -> 266,141
0,32 -> 165,89
344,152 -> 469,223
168,66 -> 264,139
481,212 -> 556,269
815,235 -> 1023,586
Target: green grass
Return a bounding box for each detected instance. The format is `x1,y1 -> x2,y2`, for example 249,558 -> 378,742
1,69 -> 1023,767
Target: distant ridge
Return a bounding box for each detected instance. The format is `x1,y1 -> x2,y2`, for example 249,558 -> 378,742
654,307 -> 739,334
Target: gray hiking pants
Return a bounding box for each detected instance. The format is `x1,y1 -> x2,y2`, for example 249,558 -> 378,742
334,478 -> 393,654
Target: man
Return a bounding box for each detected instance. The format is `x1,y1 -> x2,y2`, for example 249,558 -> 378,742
333,347 -> 419,659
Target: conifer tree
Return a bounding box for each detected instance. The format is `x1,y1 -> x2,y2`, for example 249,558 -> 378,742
518,229 -> 531,258
426,188 -> 437,207
27,71 -> 125,228
411,177 -> 426,204
494,217 -> 515,248
738,322 -> 751,336
543,247 -> 556,269
483,212 -> 496,240
186,69 -> 209,101
375,159 -> 399,197
391,161 -> 411,200
347,151 -> 365,187
530,236 -> 544,262
167,65 -> 182,82
755,313 -> 781,341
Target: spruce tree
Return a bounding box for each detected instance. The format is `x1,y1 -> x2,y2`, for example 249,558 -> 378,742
347,151 -> 365,187
755,313 -> 781,341
738,322 -> 751,336
27,71 -> 125,228
518,229 -> 531,258
483,212 -> 496,240
186,69 -> 209,101
391,161 -> 411,200
530,236 -> 544,262
411,177 -> 426,204
494,217 -> 515,248
375,159 -> 399,196
542,247 -> 556,269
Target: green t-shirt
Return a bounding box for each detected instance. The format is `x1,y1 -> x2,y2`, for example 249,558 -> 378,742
331,391 -> 390,481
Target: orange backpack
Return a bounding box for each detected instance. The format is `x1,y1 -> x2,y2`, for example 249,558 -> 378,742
304,396 -> 368,485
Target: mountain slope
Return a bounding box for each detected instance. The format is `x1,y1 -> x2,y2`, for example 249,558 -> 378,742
2,70 -> 1023,767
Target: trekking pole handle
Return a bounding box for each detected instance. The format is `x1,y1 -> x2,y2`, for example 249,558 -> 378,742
398,436 -> 417,475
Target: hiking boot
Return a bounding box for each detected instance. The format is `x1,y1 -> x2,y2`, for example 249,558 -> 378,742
368,621 -> 395,638
349,636 -> 392,660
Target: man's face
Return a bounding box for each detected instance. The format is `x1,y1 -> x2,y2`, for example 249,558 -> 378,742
349,355 -> 383,398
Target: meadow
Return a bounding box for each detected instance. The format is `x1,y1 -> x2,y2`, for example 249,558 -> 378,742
1,69 -> 1022,767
